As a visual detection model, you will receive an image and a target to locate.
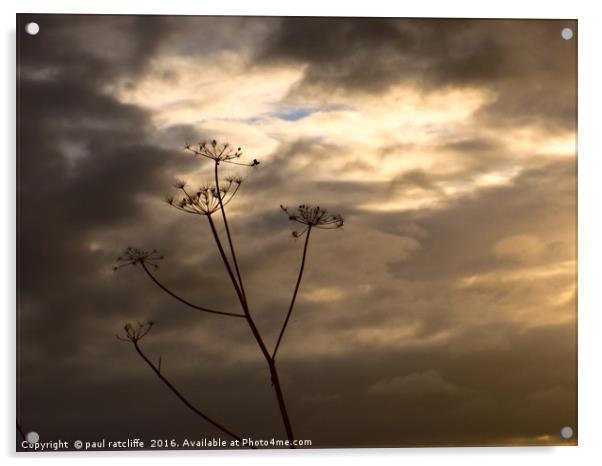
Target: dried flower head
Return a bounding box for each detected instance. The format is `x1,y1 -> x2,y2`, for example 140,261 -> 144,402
117,320 -> 156,343
184,140 -> 259,167
114,247 -> 163,271
280,204 -> 344,237
167,177 -> 243,216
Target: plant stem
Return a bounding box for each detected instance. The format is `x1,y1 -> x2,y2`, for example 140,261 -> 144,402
206,209 -> 296,447
141,262 -> 245,318
268,359 -> 295,445
214,161 -> 247,302
206,215 -> 246,306
133,340 -> 252,447
272,226 -> 312,360
16,421 -> 25,443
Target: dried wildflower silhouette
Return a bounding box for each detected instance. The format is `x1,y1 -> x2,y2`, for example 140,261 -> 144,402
116,321 -> 252,446
166,177 -> 243,216
116,140 -> 343,448
113,247 -> 164,270
184,140 -> 260,167
281,204 -> 344,237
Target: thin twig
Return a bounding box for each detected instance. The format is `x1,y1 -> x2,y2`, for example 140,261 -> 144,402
117,141 -> 330,450
205,215 -> 272,361
16,421 -> 26,443
214,161 -> 247,303
141,262 -> 245,318
132,340 -> 253,447
206,176 -> 296,447
206,215 -> 247,308
272,226 -> 312,360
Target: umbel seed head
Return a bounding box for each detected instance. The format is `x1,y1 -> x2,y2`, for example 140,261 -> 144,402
113,247 -> 163,271
117,320 -> 156,343
280,204 -> 344,237
184,139 -> 258,167
167,177 -> 243,216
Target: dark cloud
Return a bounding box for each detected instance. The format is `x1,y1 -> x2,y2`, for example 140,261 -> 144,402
19,14 -> 173,79
256,18 -> 577,130
257,18 -> 507,92
286,321 -> 576,447
17,13 -> 192,429
441,137 -> 501,154
385,159 -> 576,280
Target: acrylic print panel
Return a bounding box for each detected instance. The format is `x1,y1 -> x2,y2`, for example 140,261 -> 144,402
16,14 -> 577,451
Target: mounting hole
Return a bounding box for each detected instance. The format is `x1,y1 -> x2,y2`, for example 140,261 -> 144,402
560,426 -> 574,439
561,27 -> 573,40
25,22 -> 40,35
26,431 -> 39,443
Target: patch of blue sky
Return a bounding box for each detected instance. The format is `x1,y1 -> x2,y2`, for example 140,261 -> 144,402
278,107 -> 316,121
276,104 -> 351,121
239,104 -> 351,124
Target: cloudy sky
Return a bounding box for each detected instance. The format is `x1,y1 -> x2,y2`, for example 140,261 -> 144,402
17,15 -> 577,449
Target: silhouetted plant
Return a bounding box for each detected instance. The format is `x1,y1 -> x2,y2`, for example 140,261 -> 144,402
116,321 -> 252,446
115,140 -> 343,448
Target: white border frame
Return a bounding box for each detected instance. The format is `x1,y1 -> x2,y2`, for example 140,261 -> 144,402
3,1 -> 601,465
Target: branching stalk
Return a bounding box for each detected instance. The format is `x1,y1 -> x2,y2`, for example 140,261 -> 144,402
16,421 -> 25,443
207,168 -> 296,447
117,140 -> 344,450
132,339 -> 252,447
141,262 -> 245,318
214,161 -> 247,303
272,226 -> 312,360
206,215 -> 247,308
